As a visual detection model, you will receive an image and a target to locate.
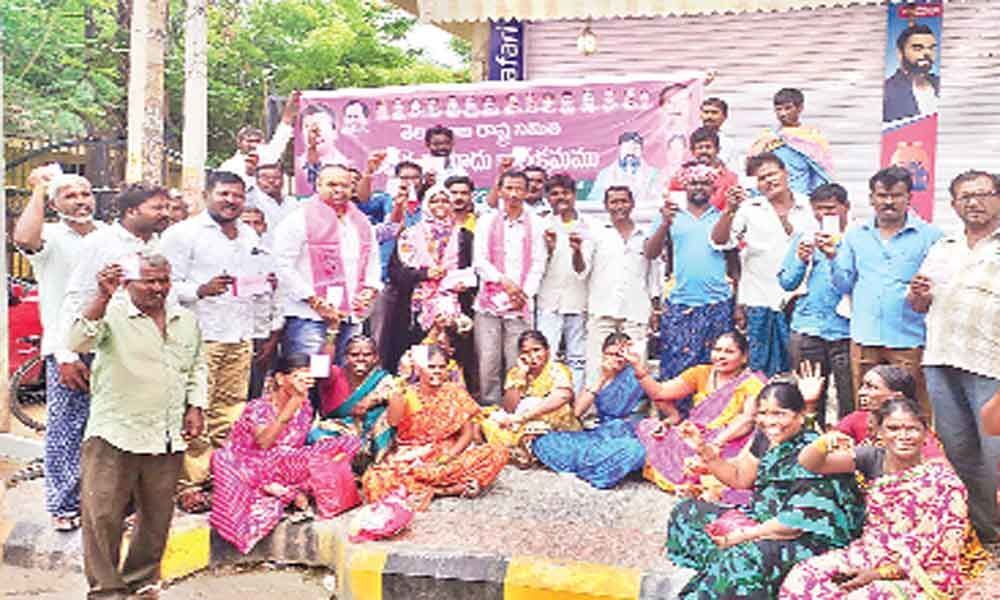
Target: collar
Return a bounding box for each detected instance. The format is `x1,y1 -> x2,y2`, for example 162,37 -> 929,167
195,210 -> 255,238
112,221 -> 155,244
862,212 -> 924,234
125,297 -> 182,322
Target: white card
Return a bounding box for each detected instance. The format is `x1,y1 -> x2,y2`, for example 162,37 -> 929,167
668,190 -> 686,207
309,354 -> 331,378
235,275 -> 270,298
325,286 -> 344,307
821,215 -> 840,234
119,254 -> 141,281
440,268 -> 477,291
510,146 -> 531,166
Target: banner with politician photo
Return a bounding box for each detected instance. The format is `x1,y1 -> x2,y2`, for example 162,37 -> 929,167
292,73 -> 704,212
880,1 -> 943,220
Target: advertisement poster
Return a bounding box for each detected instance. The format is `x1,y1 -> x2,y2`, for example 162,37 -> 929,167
880,1 -> 943,221
292,73 -> 703,213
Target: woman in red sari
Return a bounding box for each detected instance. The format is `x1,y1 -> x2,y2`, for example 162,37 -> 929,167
211,354 -> 360,554
361,345 -> 508,510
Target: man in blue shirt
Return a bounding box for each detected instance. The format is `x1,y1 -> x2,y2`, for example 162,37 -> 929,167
778,183 -> 852,425
645,162 -> 733,380
820,167 -> 942,414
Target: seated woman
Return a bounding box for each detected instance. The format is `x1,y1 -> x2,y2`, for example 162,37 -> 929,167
479,330 -> 581,466
667,382 -> 863,599
532,333 -> 647,489
309,335 -> 397,471
809,364 -> 944,458
782,398 -> 988,598
632,331 -> 767,500
360,345 -> 508,511
211,354 -> 361,554
387,184 -> 475,371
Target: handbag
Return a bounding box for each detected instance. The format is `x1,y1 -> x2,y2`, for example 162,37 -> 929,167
308,452 -> 361,519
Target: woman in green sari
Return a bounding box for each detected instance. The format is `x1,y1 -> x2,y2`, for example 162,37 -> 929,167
309,335 -> 397,471
666,381 -> 863,599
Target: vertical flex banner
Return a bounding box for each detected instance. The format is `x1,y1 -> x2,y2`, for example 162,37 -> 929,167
880,1 -> 943,221
488,19 -> 525,81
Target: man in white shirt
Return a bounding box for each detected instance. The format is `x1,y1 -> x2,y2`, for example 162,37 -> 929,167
13,168 -> 104,531
581,186 -> 661,387
274,164 -> 382,363
711,152 -> 813,375
161,171 -> 263,511
473,170 -> 546,405
536,173 -> 592,394
247,161 -> 300,247
217,91 -> 299,191
240,207 -> 283,399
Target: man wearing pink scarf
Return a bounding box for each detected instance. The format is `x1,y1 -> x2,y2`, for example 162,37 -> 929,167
274,164 -> 382,364
473,170 -> 546,405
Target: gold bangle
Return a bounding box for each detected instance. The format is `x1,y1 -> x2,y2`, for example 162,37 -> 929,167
876,565 -> 902,580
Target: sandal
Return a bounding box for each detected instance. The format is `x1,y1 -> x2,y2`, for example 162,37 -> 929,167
53,514 -> 81,532
286,507 -> 314,524
460,478 -> 482,499
129,582 -> 162,599
176,490 -> 212,514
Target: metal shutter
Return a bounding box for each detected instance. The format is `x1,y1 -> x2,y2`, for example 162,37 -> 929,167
525,0 -> 1000,233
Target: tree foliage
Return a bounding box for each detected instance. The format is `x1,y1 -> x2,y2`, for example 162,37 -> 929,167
4,0 -> 469,164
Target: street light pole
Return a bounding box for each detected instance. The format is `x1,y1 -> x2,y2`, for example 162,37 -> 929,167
125,0 -> 168,184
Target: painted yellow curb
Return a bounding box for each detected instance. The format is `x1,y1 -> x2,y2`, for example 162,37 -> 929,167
347,546 -> 387,600
159,523 -> 210,581
505,556 -> 642,600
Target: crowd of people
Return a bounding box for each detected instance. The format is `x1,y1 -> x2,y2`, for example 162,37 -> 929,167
12,82 -> 1000,599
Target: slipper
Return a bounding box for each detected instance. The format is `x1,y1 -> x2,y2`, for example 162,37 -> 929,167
176,490 -> 211,514
286,507 -> 314,524
53,514 -> 81,532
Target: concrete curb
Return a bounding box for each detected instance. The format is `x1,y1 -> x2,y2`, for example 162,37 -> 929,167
0,433 -> 44,463
0,509 -> 691,599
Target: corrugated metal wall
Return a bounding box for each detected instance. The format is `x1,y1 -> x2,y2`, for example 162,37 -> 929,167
525,0 -> 1000,233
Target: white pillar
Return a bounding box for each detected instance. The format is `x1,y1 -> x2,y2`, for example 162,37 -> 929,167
182,0 -> 208,213
125,0 -> 168,184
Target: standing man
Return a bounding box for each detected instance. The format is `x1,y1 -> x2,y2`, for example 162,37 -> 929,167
884,24 -> 940,122
824,166 -> 941,415
239,207 -> 283,400
667,128 -> 738,211
778,183 -> 853,425
249,162 -> 301,247
536,173 -> 592,394
274,164 -> 382,361
13,168 -> 103,531
748,88 -> 833,196
523,166 -> 550,216
419,125 -> 468,185
445,175 -> 478,232
711,153 -> 812,375
582,186 -> 660,387
161,171 -> 261,512
646,164 -> 733,381
218,91 -> 299,190
908,170 -> 1000,542
70,253 -> 206,600
473,170 -> 546,405
699,97 -> 740,173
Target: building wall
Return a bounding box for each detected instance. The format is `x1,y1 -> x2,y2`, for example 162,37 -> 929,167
525,0 -> 1000,233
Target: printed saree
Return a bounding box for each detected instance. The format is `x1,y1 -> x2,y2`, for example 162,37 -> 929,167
309,366 -> 397,466
480,360 -> 582,449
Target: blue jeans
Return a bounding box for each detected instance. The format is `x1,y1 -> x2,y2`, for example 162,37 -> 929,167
282,317 -> 358,365
536,309 -> 586,395
925,365 -> 1000,542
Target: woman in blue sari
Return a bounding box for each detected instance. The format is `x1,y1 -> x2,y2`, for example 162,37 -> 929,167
532,333 -> 647,489
310,335 -> 397,472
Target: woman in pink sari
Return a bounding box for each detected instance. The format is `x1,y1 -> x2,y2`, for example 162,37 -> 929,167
211,354 -> 361,554
632,332 -> 767,502
782,398 -> 988,598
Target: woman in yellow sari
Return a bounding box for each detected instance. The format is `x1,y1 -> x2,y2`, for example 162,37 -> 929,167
360,345 -> 508,510
480,330 -> 581,466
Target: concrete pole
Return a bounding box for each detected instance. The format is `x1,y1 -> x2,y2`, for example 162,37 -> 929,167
0,52 -> 10,432
181,0 -> 208,213
125,0 -> 168,184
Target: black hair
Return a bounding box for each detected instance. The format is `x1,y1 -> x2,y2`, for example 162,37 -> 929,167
544,173 -> 576,195
498,169 -> 529,188
874,396 -> 929,429
758,381 -> 806,413
618,131 -> 643,146
746,152 -> 786,177
206,170 -> 246,193
301,103 -> 337,125
426,344 -> 450,364
517,330 -> 549,351
523,165 -> 547,178
896,24 -> 935,52
424,125 -> 454,145
866,365 -> 917,401
395,160 -> 423,177
810,182 -> 849,206
236,126 -> 264,142
444,175 -> 475,190
344,99 -> 369,117
689,126 -> 720,151
274,352 -> 311,375
344,334 -> 377,354
604,185 -> 633,203
256,162 -> 284,173
773,88 -> 804,107
949,170 -> 998,199
869,166 -> 913,193
701,97 -> 729,116
602,332 -> 631,351
716,330 -> 749,357
116,183 -> 170,218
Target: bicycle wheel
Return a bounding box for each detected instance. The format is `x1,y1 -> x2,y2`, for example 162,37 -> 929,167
10,354 -> 47,432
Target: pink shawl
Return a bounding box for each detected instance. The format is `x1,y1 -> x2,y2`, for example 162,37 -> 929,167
305,199 -> 374,313
477,211 -> 532,319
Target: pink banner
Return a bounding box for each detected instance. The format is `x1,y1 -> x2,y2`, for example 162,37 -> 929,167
293,74 -> 704,211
